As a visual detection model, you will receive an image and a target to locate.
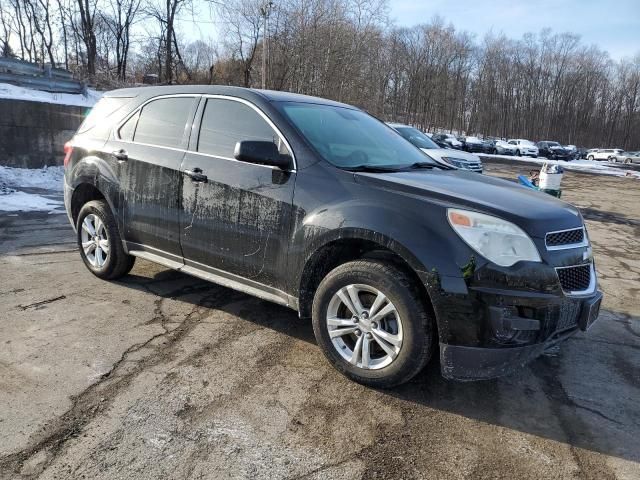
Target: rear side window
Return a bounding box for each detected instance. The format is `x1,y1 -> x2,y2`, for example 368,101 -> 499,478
197,99 -> 290,158
133,97 -> 194,148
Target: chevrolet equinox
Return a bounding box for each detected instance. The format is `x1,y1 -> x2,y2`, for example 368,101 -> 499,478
63,86 -> 603,387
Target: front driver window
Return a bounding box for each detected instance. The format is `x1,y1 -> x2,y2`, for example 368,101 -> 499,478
198,99 -> 290,159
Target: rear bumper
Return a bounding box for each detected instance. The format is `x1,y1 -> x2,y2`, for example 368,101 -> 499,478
64,182 -> 76,232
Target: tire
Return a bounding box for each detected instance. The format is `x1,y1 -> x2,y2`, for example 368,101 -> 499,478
587,155 -> 595,161
624,158 -> 632,164
76,200 -> 135,280
312,260 -> 434,388
515,150 -> 521,156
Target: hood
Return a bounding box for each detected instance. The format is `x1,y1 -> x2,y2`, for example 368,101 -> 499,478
420,148 -> 481,164
354,169 -> 582,238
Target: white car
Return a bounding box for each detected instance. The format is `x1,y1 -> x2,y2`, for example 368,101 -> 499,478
493,140 -> 519,155
388,123 -> 483,173
587,149 -> 624,161
507,139 -> 539,157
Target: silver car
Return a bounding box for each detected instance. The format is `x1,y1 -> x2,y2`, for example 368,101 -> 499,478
610,151 -> 640,164
388,123 -> 483,173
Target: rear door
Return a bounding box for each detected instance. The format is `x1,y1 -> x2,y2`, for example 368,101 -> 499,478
179,96 -> 296,291
109,95 -> 199,261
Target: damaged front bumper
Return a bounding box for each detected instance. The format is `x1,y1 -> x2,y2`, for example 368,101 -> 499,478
439,289 -> 603,380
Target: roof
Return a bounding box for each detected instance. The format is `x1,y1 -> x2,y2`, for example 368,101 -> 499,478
104,84 -> 356,109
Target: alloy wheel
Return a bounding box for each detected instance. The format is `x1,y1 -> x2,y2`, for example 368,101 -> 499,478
80,213 -> 110,268
326,284 -> 403,370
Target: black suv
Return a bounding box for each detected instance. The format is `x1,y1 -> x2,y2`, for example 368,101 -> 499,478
64,86 -> 602,387
536,141 -> 573,160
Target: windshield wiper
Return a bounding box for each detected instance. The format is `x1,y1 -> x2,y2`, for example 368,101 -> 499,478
342,164 -> 402,172
407,162 -> 437,169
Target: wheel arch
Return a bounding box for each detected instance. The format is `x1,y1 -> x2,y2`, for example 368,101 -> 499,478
68,154 -> 121,227
70,182 -> 117,227
296,231 -> 437,329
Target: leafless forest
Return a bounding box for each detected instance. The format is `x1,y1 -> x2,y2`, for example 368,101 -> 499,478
1,0 -> 639,149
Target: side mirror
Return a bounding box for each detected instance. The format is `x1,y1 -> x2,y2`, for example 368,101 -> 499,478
234,141 -> 291,170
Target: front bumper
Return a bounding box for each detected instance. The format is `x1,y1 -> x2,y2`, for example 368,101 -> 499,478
439,289 -> 602,380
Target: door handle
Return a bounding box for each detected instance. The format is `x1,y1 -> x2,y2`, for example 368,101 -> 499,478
184,168 -> 208,183
112,149 -> 128,162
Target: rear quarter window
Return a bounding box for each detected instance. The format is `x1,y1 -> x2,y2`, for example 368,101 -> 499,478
77,97 -> 132,135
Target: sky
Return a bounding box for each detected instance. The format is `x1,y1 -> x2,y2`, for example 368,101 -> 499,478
388,0 -> 640,60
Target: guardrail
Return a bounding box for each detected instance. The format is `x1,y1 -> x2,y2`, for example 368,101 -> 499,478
0,57 -> 85,94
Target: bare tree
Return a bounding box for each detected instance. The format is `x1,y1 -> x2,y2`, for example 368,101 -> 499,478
102,0 -> 142,80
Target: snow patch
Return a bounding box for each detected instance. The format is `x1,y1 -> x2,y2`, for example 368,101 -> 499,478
0,165 -> 65,213
481,154 -> 640,179
0,165 -> 65,191
0,82 -> 101,107
0,191 -> 63,213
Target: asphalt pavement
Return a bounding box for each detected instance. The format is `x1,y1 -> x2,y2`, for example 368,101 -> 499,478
1,161 -> 639,479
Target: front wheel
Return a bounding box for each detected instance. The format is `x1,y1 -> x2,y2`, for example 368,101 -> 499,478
587,155 -> 595,161
624,158 -> 632,164
515,150 -> 521,156
77,200 -> 135,280
312,260 -> 434,388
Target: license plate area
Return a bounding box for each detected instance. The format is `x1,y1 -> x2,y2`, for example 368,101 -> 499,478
579,292 -> 602,331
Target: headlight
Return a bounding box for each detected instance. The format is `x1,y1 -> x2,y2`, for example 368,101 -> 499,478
447,209 -> 541,267
441,157 -> 466,168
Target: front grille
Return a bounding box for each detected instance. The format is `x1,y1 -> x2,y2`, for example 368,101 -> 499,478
546,228 -> 584,248
556,264 -> 591,293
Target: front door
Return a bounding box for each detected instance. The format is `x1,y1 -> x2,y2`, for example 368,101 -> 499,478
179,97 -> 296,292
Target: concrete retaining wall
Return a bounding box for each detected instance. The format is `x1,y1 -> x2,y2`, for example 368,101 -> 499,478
0,99 -> 88,168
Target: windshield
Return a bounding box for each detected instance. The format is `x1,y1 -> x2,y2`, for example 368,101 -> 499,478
394,127 -> 440,150
279,103 -> 437,169
520,140 -> 535,146
548,142 -> 561,147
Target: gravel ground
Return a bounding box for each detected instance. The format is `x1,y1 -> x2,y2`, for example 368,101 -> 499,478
0,160 -> 639,479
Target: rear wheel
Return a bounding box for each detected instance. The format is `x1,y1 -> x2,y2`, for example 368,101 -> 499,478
77,200 -> 135,280
515,150 -> 521,156
312,260 -> 434,388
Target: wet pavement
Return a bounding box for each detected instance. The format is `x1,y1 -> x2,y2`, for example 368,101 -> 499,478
0,160 -> 639,479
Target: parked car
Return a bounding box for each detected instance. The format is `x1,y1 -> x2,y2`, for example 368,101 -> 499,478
576,147 -> 589,159
488,139 -> 519,155
388,123 -> 483,172
461,136 -> 486,153
64,86 -> 602,387
564,145 -> 578,160
610,151 -> 640,164
536,141 -> 573,160
432,133 -> 463,149
507,139 -> 539,157
587,149 -> 624,161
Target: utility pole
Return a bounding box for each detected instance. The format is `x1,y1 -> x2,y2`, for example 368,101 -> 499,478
260,1 -> 274,90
